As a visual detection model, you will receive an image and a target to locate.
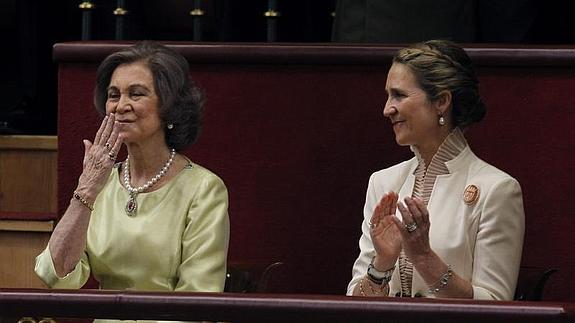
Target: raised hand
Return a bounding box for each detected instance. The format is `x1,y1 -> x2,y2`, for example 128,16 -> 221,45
394,196 -> 432,264
76,114 -> 123,202
369,191 -> 401,269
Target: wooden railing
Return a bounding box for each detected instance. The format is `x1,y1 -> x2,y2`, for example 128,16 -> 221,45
1,289 -> 574,323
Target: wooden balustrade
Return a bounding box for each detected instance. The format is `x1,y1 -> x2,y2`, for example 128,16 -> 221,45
1,289 -> 574,323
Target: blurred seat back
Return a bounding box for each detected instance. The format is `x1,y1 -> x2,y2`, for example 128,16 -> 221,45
514,266 -> 557,301
225,261 -> 284,293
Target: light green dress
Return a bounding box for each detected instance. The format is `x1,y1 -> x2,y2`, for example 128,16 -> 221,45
35,160 -> 230,322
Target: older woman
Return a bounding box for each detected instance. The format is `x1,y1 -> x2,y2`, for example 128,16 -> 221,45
35,41 -> 229,295
348,40 -> 524,300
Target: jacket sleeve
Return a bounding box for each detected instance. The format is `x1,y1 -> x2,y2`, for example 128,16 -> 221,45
471,177 -> 525,300
175,173 -> 230,292
34,245 -> 91,289
347,173 -> 378,295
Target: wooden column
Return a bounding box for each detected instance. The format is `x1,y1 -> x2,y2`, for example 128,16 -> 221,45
0,135 -> 57,288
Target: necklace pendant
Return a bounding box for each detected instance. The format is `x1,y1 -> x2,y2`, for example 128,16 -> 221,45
125,193 -> 138,217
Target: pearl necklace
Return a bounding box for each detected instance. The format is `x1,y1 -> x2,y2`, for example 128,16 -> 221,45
123,148 -> 176,216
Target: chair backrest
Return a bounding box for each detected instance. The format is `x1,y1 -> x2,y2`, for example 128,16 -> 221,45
224,262 -> 284,293
514,266 -> 558,301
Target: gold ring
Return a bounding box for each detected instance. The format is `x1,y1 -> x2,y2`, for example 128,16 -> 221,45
108,152 -> 116,160
105,142 -> 111,150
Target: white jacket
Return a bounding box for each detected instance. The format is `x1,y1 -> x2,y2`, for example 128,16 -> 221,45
347,146 -> 525,300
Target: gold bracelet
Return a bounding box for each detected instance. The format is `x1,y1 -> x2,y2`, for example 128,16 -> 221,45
72,191 -> 94,211
358,278 -> 367,296
359,277 -> 387,297
366,277 -> 385,295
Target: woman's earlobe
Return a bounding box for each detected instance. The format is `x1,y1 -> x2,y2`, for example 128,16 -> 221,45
434,91 -> 452,117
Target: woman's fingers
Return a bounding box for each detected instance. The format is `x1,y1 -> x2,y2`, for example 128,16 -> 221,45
397,202 -> 414,227
378,194 -> 388,217
106,122 -> 123,161
75,116 -> 124,200
82,139 -> 92,165
370,203 -> 383,230
383,192 -> 392,216
376,192 -> 398,217
98,114 -> 116,146
404,197 -> 423,226
371,195 -> 388,230
389,192 -> 398,216
382,192 -> 398,217
94,115 -> 109,145
395,197 -> 433,242
370,192 -> 400,234
90,114 -> 123,162
393,197 -> 433,262
94,114 -> 116,147
413,197 -> 429,224
391,215 -> 409,236
403,197 -> 430,226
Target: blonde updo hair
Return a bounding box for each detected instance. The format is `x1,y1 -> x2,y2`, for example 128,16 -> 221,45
393,40 -> 486,129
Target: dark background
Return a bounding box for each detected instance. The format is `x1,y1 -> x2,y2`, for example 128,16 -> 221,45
0,0 -> 573,136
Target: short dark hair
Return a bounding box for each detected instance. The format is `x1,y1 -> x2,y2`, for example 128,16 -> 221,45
393,39 -> 486,129
94,40 -> 204,150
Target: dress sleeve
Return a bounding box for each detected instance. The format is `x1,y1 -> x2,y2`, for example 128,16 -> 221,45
347,174 -> 378,295
175,173 -> 230,292
34,244 -> 91,289
471,177 -> 525,300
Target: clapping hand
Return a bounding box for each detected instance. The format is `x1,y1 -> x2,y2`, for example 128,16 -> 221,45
369,192 -> 402,269
393,197 -> 432,264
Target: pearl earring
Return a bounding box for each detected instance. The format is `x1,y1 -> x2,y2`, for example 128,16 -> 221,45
167,123 -> 174,130
438,115 -> 446,126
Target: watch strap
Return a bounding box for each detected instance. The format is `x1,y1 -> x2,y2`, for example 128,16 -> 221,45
367,259 -> 394,285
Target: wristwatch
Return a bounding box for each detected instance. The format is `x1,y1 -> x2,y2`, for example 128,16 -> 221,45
367,258 -> 394,285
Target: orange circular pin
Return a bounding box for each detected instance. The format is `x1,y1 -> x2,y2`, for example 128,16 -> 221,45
463,185 -> 480,205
